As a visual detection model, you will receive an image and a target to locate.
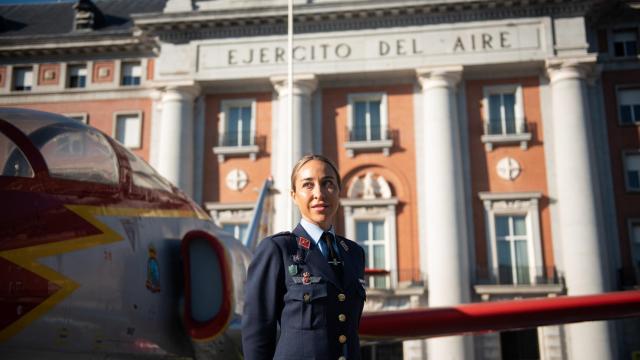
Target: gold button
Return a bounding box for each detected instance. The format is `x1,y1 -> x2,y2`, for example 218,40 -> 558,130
338,357 -> 346,360
338,314 -> 346,322
338,335 -> 347,344
303,293 -> 310,303
338,293 -> 346,302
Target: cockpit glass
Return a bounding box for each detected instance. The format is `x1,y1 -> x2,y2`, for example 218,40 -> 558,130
124,148 -> 174,192
1,110 -> 119,184
40,126 -> 119,185
0,131 -> 34,178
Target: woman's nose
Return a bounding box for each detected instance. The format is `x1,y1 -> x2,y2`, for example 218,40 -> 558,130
312,183 -> 323,198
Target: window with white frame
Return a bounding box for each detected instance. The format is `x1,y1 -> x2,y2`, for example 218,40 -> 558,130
495,215 -> 530,285
624,152 -> 640,191
67,64 -> 87,88
222,223 -> 249,241
121,61 -> 141,86
479,192 -> 544,285
618,88 -> 640,124
220,100 -> 254,147
481,85 -> 531,151
13,67 -> 33,91
485,86 -> 524,135
205,202 -> 255,241
348,93 -> 387,142
114,112 -> 142,149
613,29 -> 638,57
356,220 -> 387,288
342,172 -> 398,289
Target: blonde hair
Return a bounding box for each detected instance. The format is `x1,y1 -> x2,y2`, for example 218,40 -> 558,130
290,154 -> 341,191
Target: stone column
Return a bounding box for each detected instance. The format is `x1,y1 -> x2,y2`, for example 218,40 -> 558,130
157,85 -> 200,197
270,74 -> 318,232
417,66 -> 473,360
546,57 -> 613,360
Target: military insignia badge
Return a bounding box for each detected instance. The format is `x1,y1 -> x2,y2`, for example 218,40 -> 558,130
288,264 -> 298,276
298,236 -> 311,250
302,271 -> 311,284
340,240 -> 349,252
292,252 -> 303,264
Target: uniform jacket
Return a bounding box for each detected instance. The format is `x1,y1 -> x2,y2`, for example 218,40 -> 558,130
241,224 -> 366,360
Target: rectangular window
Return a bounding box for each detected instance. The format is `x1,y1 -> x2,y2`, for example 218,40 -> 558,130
356,220 -> 387,288
488,92 -> 517,135
114,113 -> 142,149
625,153 -> 640,191
222,223 -> 249,241
495,215 -> 530,285
618,88 -> 640,124
67,65 -> 87,88
13,67 -> 33,91
225,105 -> 252,146
613,29 -> 638,57
353,99 -> 382,141
121,62 -> 141,86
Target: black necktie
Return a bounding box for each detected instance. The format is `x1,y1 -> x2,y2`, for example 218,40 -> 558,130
321,232 -> 343,283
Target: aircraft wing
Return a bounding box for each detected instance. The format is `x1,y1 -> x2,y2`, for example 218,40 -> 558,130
359,289 -> 640,341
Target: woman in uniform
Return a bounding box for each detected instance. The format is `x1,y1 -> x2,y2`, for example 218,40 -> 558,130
242,154 -> 366,360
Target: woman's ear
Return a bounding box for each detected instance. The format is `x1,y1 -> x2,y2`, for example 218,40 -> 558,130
290,189 -> 296,200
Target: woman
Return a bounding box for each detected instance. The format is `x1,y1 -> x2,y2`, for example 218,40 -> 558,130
242,154 -> 366,360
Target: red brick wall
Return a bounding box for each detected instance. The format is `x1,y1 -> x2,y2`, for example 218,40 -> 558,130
203,92 -> 272,204
466,77 -> 555,278
323,84 -> 420,283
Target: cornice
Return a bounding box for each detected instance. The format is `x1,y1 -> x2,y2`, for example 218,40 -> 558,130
135,0 -> 601,43
0,37 -> 158,60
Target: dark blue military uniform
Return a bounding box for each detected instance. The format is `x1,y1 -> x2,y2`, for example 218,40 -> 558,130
242,224 -> 366,360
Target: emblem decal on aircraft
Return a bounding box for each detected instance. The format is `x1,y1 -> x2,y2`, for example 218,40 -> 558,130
146,245 -> 161,293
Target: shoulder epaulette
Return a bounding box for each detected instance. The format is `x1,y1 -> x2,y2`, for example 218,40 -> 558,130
271,231 -> 292,238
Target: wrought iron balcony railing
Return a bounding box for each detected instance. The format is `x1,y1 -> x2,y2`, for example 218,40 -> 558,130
484,118 -> 528,136
475,266 -> 562,286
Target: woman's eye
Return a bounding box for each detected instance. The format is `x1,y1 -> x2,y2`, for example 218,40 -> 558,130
303,182 -> 313,189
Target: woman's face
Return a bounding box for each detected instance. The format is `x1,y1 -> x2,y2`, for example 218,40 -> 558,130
290,159 -> 340,230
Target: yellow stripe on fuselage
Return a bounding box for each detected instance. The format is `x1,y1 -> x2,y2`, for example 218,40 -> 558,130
0,205 -> 203,342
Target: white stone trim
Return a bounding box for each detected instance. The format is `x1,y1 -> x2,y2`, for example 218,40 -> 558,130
478,191 -> 544,285
214,98 -> 258,162
63,112 -> 89,124
112,110 -> 144,149
480,83 -> 532,151
344,92 -> 392,156
614,84 -> 640,126
342,199 -> 399,289
205,201 -> 255,227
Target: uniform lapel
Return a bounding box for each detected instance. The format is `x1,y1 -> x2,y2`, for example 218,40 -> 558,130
292,224 -> 341,289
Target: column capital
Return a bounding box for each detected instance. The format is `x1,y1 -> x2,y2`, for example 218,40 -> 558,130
270,74 -> 318,96
416,66 -> 463,90
161,83 -> 201,102
545,55 -> 597,83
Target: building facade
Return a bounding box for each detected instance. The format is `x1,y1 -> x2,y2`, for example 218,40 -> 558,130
1,0 -> 639,359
